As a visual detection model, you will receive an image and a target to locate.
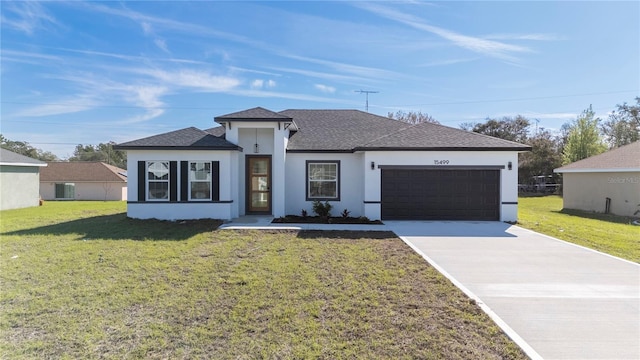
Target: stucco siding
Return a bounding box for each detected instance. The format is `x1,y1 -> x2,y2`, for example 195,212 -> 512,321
562,172 -> 640,217
285,153 -> 364,217
40,182 -> 127,201
126,150 -> 236,220
363,151 -> 519,222
0,165 -> 41,210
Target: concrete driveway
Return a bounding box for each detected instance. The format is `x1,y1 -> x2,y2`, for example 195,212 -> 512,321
386,221 -> 640,360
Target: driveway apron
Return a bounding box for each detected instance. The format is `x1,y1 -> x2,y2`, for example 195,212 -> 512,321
387,221 -> 640,360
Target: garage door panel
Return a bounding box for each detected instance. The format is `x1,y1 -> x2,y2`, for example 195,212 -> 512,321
381,169 -> 500,221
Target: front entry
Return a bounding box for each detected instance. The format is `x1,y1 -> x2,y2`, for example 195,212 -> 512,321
246,156 -> 271,213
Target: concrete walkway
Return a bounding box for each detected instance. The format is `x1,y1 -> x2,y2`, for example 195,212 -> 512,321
386,221 -> 640,360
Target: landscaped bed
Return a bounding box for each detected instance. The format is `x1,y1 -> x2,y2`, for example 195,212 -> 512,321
272,215 -> 383,224
1,201 -> 526,359
518,195 -> 640,263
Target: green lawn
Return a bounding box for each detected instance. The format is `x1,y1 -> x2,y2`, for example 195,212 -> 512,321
518,196 -> 640,263
0,202 -> 525,359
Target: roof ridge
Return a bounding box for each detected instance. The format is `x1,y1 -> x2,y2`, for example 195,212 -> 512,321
360,121 -> 416,147
424,121 -> 531,147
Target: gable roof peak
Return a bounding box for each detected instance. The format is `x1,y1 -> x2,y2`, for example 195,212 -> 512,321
215,107 -> 292,122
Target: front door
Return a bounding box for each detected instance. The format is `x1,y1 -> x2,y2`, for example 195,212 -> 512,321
247,156 -> 271,213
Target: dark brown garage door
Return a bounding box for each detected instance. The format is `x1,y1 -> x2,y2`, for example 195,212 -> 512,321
381,169 -> 500,220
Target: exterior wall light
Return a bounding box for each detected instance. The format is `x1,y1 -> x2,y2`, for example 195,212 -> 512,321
371,161 -> 375,170
508,161 -> 512,170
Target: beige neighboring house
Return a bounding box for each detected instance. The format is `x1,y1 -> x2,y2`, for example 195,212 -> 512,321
0,148 -> 47,210
554,141 -> 640,217
40,162 -> 127,201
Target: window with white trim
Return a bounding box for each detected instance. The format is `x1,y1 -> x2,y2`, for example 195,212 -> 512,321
147,161 -> 169,201
189,162 -> 211,200
307,161 -> 339,200
55,183 -> 75,199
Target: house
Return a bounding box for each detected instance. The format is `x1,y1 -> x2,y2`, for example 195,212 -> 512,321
40,162 -> 127,201
554,141 -> 640,217
0,148 -> 47,210
114,107 -> 531,222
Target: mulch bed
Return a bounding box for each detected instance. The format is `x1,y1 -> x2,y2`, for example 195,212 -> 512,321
272,215 -> 383,225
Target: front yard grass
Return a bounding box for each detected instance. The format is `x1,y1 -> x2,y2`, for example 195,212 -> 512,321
1,201 -> 526,359
518,195 -> 640,263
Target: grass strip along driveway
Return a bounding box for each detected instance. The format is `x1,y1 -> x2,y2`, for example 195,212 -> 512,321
518,196 -> 640,263
1,202 -> 526,359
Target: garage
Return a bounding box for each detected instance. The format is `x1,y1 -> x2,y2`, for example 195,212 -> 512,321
381,168 -> 500,221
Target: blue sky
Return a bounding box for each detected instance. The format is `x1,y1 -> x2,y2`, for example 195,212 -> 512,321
1,1 -> 638,158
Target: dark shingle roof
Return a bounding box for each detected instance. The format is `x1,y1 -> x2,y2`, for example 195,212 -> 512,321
281,109 -> 530,152
114,127 -> 240,150
204,126 -> 226,137
41,162 -> 127,182
0,148 -> 47,166
555,141 -> 640,172
215,107 -> 292,121
281,109 -> 412,151
360,121 -> 532,151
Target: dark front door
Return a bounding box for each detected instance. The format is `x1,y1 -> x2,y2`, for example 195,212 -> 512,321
381,169 -> 500,221
247,156 -> 271,213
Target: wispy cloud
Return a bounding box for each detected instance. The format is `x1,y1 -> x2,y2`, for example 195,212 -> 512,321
137,68 -> 241,92
314,84 -> 336,94
281,53 -> 402,80
250,79 -> 277,89
483,33 -> 565,41
0,2 -> 59,35
356,3 -> 532,61
419,58 -> 478,67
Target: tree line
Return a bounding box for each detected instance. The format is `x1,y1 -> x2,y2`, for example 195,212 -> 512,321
389,97 -> 639,183
0,136 -> 127,169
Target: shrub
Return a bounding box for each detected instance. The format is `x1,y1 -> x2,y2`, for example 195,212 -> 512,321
301,209 -> 308,218
341,209 -> 351,218
312,200 -> 332,218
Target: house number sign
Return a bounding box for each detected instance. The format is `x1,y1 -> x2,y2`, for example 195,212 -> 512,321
433,160 -> 450,165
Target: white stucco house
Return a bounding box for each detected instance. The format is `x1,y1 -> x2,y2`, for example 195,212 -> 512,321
554,141 -> 640,217
0,148 -> 47,210
40,162 -> 127,201
114,107 -> 531,222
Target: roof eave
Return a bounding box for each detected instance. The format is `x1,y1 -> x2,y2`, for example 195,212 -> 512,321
353,146 -> 532,152
554,167 -> 640,173
113,145 -> 243,151
0,162 -> 48,167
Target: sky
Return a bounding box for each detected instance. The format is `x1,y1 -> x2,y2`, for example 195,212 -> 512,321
1,1 -> 639,158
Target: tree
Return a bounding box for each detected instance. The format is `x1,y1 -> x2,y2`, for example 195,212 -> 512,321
0,134 -> 58,161
68,141 -> 127,169
518,129 -> 563,183
562,105 -> 607,164
460,115 -> 530,143
387,110 -> 439,124
600,97 -> 640,148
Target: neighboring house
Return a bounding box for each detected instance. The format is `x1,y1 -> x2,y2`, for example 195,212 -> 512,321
0,148 -> 47,210
40,162 -> 127,201
114,107 -> 531,222
554,141 -> 640,217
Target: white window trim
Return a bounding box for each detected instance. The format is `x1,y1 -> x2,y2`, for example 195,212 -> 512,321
188,161 -> 212,201
306,161 -> 340,200
146,161 -> 170,202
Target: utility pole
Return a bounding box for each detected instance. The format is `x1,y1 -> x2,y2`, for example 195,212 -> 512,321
355,90 -> 379,112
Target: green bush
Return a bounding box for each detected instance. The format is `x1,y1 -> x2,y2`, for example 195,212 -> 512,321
312,200 -> 332,218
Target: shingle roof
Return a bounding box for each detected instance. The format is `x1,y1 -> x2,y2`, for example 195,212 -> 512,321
204,126 -> 226,137
41,162 -> 127,182
360,121 -> 532,151
281,109 -> 530,152
555,141 -> 640,172
114,127 -> 240,150
0,148 -> 47,166
215,107 -> 292,121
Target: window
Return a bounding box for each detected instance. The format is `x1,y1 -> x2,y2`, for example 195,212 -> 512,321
189,162 -> 211,200
55,183 -> 75,199
306,161 -> 340,200
147,161 -> 169,201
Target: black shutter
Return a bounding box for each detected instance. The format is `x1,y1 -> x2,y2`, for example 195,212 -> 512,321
180,161 -> 189,201
137,161 -> 145,202
211,161 -> 220,201
170,161 -> 178,202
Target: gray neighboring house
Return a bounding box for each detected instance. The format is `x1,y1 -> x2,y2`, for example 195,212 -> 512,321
0,148 -> 47,210
554,141 -> 640,217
